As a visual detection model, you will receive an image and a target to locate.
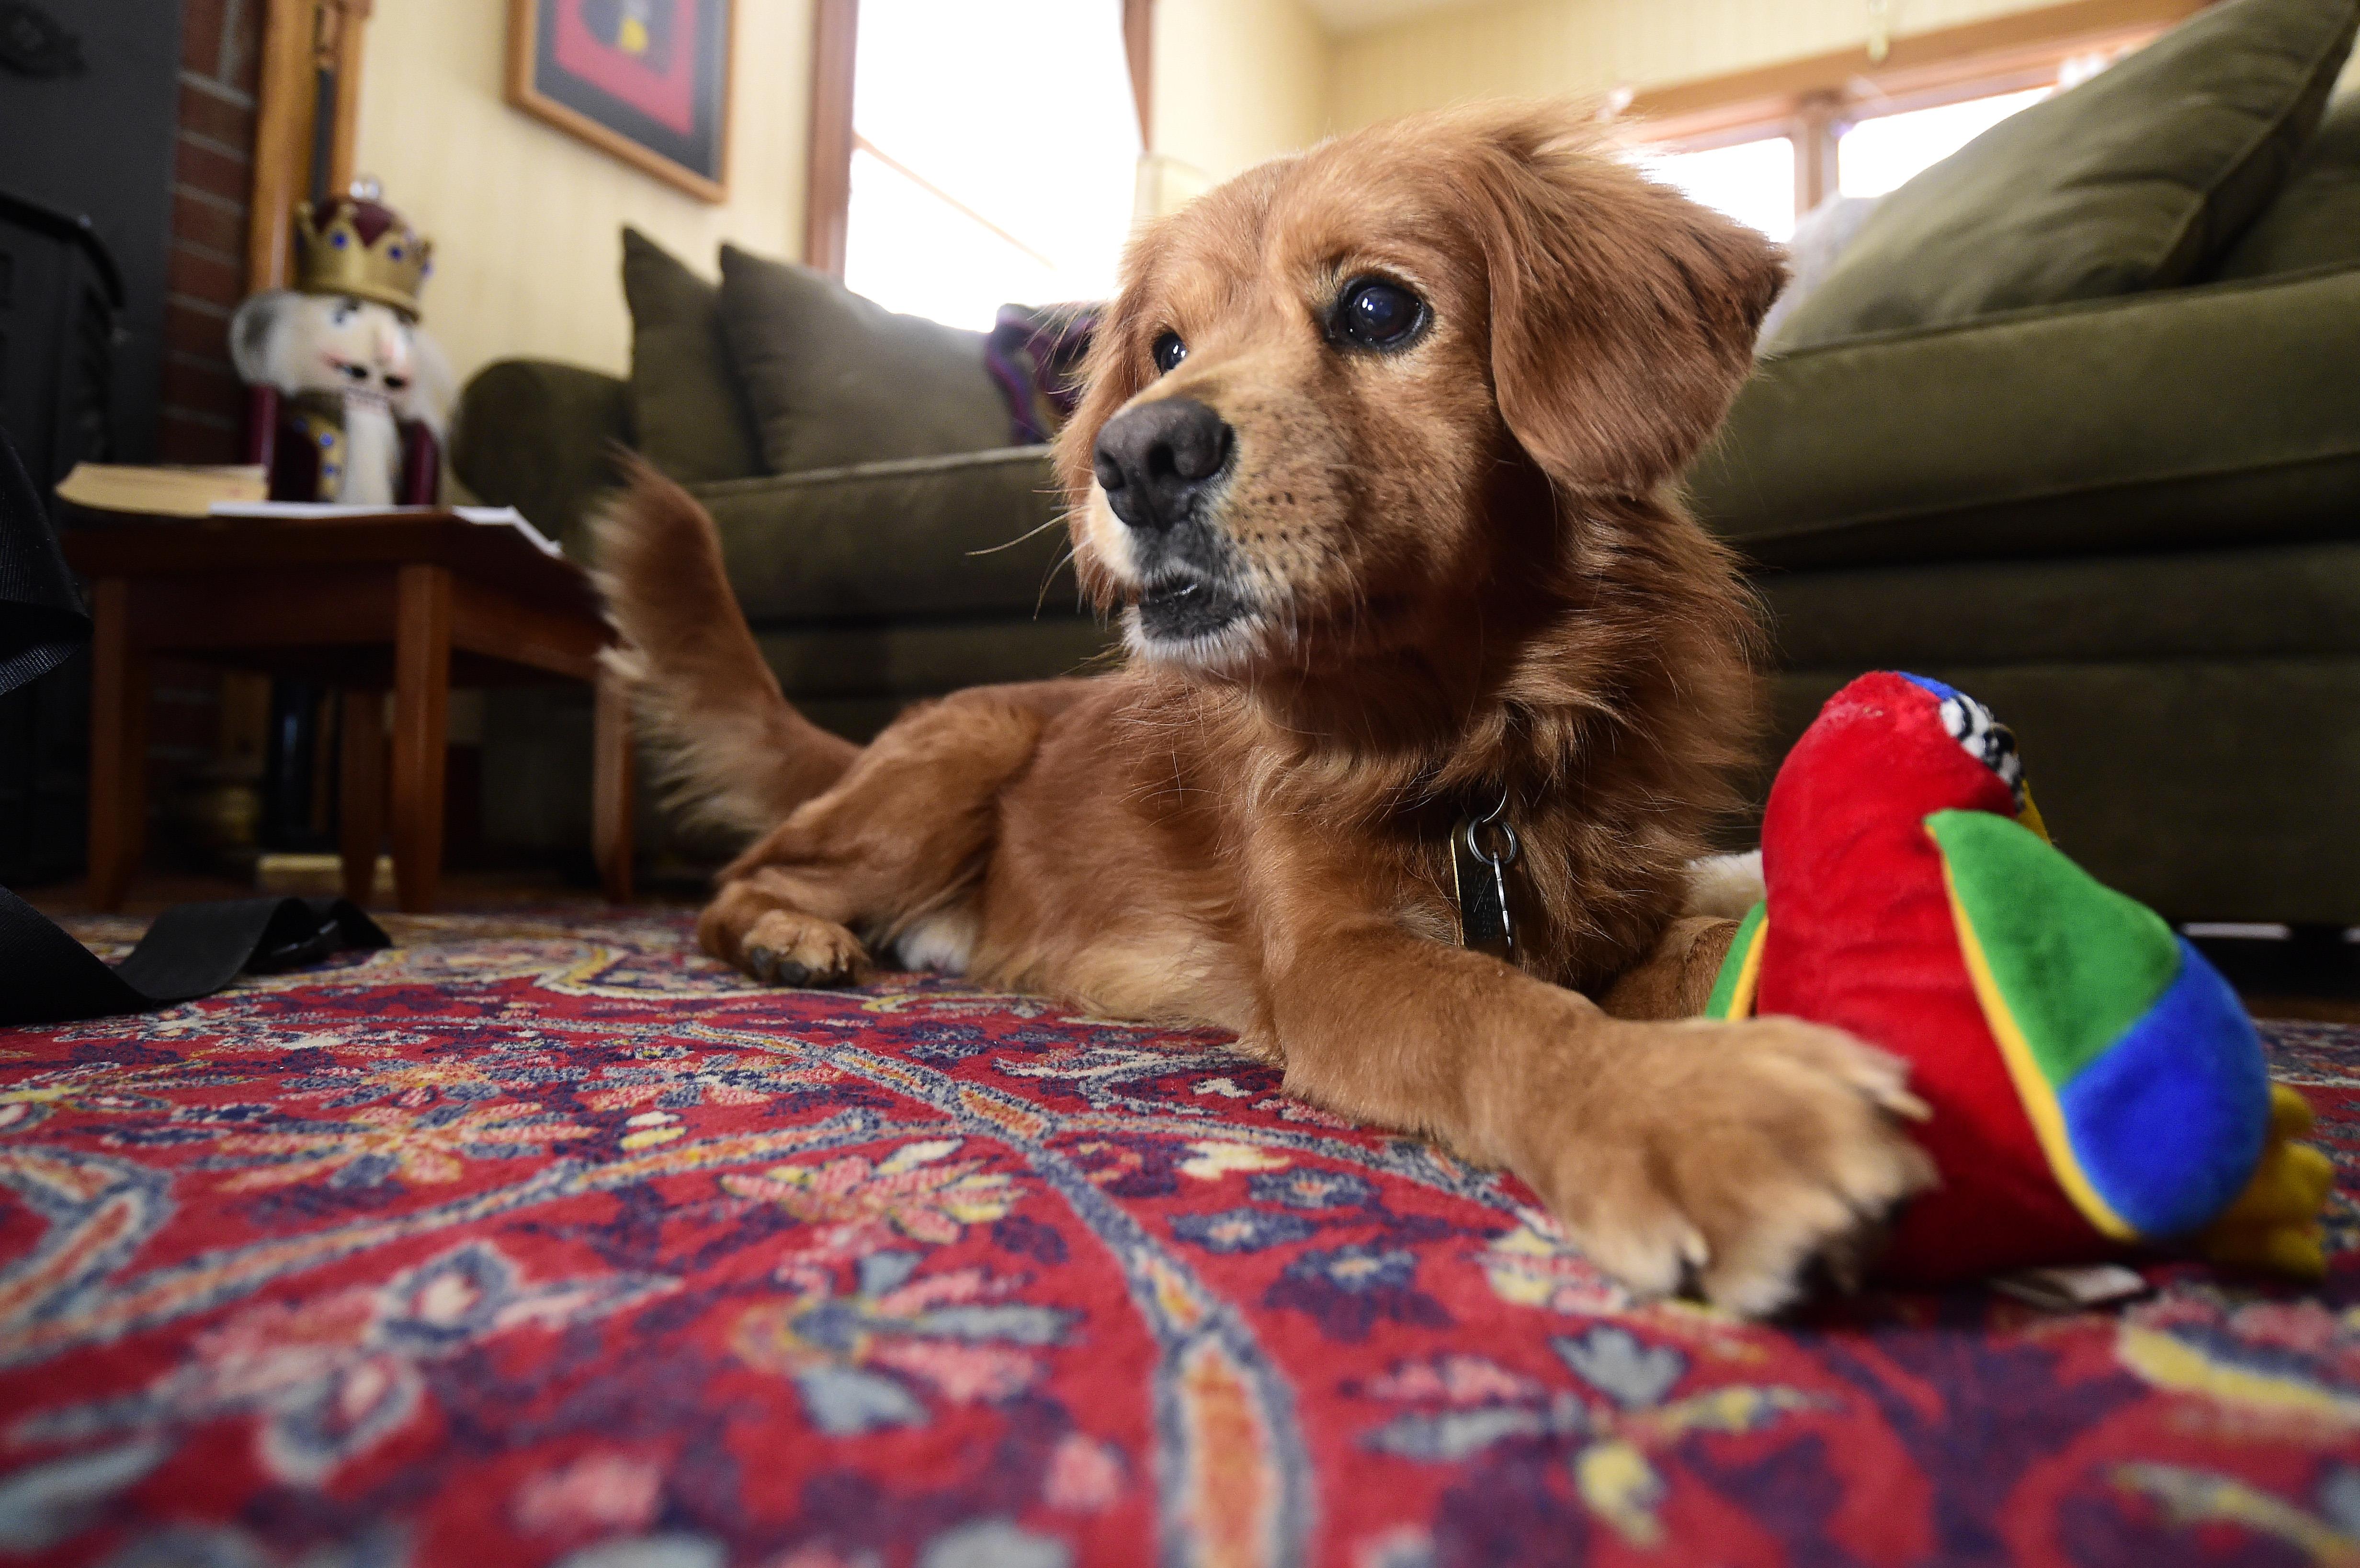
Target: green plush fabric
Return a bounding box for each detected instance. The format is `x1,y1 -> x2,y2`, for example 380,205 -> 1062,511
1928,809 -> 2181,1084
1770,0 -> 2360,350
715,244 -> 1016,474
1690,264 -> 2360,570
694,446 -> 1072,622
622,228 -> 762,483
1765,660 -> 2360,925
2215,91 -> 2360,276
1758,542 -> 2360,668
448,359 -> 630,557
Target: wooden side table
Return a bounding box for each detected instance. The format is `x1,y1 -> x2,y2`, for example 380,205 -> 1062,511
63,511 -> 632,913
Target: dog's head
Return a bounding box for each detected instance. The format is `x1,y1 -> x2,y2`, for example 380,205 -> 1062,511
1054,101 -> 1785,677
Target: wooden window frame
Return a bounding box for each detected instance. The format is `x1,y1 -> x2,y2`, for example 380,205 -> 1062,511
1624,0 -> 2214,216
250,0 -> 372,291
802,0 -> 1154,277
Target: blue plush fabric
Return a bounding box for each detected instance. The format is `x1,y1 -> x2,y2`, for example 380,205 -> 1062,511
2059,939 -> 2271,1238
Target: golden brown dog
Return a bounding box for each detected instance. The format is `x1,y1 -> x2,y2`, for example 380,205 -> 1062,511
595,101 -> 1934,1316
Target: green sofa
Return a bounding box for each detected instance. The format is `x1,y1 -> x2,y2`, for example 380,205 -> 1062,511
453,4 -> 2359,920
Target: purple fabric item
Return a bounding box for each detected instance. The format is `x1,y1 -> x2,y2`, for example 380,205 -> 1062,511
986,302 -> 1099,445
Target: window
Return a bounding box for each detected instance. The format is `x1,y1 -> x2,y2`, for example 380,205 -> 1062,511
1638,136 -> 1799,241
1836,86 -> 2054,198
1616,3 -> 2188,234
842,0 -> 1142,330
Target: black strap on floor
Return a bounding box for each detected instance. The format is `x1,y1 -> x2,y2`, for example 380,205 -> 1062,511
0,886 -> 387,1026
0,430 -> 387,1029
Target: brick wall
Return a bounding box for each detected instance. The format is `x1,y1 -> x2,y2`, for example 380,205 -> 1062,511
147,0 -> 272,868
159,0 -> 264,464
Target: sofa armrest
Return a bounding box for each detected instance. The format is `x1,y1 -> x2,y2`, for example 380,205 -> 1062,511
451,359 -> 631,558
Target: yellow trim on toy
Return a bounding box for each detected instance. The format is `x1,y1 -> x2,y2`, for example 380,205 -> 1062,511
1710,910 -> 1768,1021
1939,856 -> 2138,1242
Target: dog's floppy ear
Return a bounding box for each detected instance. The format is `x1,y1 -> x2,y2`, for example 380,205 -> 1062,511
1465,106 -> 1787,496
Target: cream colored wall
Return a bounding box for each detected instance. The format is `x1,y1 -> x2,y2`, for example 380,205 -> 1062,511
353,0 -> 812,385
1329,0 -> 2068,132
1151,0 -> 1335,182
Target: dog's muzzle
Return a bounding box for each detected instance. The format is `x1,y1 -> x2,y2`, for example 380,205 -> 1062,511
1095,397 -> 1253,645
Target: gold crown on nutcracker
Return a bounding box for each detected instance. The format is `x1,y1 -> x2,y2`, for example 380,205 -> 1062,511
295,177 -> 432,318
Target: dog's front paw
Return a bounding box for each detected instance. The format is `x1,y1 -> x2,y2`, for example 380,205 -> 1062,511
738,910 -> 870,988
1536,1017 -> 1935,1316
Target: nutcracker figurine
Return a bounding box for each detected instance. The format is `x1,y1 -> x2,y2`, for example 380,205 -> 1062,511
228,178 -> 452,505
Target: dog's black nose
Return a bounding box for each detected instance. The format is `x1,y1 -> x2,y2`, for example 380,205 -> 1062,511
1093,398 -> 1231,532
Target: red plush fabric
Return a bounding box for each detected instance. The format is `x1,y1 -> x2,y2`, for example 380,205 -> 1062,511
4,909 -> 2358,1568
1755,672 -> 2107,1283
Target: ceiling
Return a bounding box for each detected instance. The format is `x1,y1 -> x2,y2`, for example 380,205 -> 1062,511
1299,0 -> 1492,36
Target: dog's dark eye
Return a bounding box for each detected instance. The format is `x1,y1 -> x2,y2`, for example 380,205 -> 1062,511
1334,278 -> 1425,351
1151,331 -> 1187,375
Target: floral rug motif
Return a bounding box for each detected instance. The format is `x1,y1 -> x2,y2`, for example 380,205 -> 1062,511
2,910 -> 2357,1568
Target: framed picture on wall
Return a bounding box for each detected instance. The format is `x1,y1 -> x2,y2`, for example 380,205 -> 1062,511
506,0 -> 733,202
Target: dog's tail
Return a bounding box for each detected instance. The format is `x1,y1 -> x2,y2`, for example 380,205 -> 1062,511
590,459 -> 858,838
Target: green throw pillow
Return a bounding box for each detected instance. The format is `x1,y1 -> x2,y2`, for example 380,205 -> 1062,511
2213,91 -> 2360,276
621,228 -> 763,483
715,244 -> 1014,475
1770,0 -> 2360,350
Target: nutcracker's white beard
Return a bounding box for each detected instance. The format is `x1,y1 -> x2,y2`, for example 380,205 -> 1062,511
338,394 -> 401,507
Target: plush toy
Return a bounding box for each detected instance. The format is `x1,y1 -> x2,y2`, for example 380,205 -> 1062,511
229,178 -> 452,506
1705,671 -> 2332,1285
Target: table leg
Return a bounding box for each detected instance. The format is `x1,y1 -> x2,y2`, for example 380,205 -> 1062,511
390,565 -> 452,913
339,690 -> 386,905
593,663 -> 635,904
85,579 -> 146,911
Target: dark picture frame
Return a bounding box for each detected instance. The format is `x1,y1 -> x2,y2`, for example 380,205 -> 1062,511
507,0 -> 733,203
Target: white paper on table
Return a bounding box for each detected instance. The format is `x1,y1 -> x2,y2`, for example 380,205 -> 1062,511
204,501 -> 564,559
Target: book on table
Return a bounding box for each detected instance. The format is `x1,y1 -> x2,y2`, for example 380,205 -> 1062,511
54,463 -> 269,517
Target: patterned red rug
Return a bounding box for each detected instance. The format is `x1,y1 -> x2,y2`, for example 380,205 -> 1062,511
3,910 -> 2356,1568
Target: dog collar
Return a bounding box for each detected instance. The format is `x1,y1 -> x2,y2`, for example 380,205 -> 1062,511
1451,795 -> 1520,962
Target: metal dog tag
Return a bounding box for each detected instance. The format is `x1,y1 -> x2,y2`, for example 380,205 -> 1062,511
1451,810 -> 1520,962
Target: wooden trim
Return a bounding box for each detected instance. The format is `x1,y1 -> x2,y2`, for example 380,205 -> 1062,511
1123,0 -> 1155,150
324,0 -> 370,195
249,0 -> 318,291
504,0 -> 733,204
1625,0 -> 2210,146
805,0 -> 859,274
1793,93 -> 1841,212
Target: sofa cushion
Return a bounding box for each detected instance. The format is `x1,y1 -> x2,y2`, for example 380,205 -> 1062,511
2215,91 -> 2360,277
696,446 -> 1074,622
1689,265 -> 2360,570
621,228 -> 763,483
1769,0 -> 2360,351
717,245 -> 1017,474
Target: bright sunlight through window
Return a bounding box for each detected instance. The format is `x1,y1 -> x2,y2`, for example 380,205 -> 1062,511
1636,138 -> 1799,241
1838,87 -> 2054,197
846,0 -> 1141,330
